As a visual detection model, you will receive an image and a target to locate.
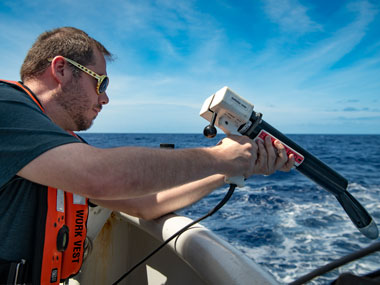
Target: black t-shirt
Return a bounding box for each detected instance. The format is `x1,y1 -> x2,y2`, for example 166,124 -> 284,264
0,81 -> 81,261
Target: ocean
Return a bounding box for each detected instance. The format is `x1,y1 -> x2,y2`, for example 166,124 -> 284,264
80,133 -> 380,284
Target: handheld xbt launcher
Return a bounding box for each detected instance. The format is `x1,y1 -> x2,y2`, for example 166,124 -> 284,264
200,86 -> 378,240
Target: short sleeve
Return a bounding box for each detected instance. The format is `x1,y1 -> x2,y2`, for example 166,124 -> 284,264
0,83 -> 82,188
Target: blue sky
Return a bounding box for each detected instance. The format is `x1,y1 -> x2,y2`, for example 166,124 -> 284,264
0,0 -> 379,134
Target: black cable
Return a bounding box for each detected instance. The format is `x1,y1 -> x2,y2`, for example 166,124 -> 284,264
289,241 -> 380,285
112,184 -> 237,285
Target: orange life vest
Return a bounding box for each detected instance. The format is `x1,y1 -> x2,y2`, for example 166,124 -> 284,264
0,80 -> 89,284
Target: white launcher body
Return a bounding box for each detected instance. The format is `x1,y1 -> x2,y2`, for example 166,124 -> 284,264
200,87 -> 253,136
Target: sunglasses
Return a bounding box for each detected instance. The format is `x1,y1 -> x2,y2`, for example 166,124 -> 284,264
48,57 -> 109,95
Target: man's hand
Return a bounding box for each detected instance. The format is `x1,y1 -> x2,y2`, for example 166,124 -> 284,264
254,136 -> 295,175
214,135 -> 258,178
213,135 -> 294,179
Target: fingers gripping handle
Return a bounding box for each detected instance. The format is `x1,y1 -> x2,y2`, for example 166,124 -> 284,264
225,176 -> 245,187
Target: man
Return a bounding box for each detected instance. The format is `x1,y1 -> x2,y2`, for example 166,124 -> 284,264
0,27 -> 294,284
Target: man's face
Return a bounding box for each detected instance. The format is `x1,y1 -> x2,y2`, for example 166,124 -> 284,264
57,77 -> 100,131
56,51 -> 109,131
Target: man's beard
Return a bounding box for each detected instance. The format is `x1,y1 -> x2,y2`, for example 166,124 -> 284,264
55,78 -> 95,131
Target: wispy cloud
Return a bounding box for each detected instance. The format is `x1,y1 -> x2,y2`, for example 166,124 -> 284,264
102,0 -> 219,67
262,0 -> 322,35
343,107 -> 369,112
338,115 -> 380,121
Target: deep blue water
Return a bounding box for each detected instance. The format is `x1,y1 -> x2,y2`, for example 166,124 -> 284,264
80,133 -> 380,284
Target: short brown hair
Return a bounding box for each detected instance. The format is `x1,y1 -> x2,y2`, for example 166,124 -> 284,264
20,27 -> 113,81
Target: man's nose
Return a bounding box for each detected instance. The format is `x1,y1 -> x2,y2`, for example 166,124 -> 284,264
99,92 -> 109,105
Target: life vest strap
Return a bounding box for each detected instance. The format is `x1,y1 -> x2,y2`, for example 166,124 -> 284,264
0,79 -> 45,112
0,259 -> 29,284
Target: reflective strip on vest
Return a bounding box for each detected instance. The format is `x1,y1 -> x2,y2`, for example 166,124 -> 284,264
57,189 -> 65,212
73,194 -> 86,205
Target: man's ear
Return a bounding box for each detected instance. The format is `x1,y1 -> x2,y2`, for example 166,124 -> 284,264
49,56 -> 71,84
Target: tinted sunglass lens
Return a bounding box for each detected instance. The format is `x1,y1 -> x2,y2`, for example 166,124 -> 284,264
99,77 -> 109,94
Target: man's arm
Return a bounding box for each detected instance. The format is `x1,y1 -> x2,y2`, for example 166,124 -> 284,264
91,174 -> 225,220
90,137 -> 295,220
17,135 -> 258,200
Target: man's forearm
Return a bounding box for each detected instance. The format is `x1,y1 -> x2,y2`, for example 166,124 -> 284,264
93,146 -> 226,199
91,174 -> 225,220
